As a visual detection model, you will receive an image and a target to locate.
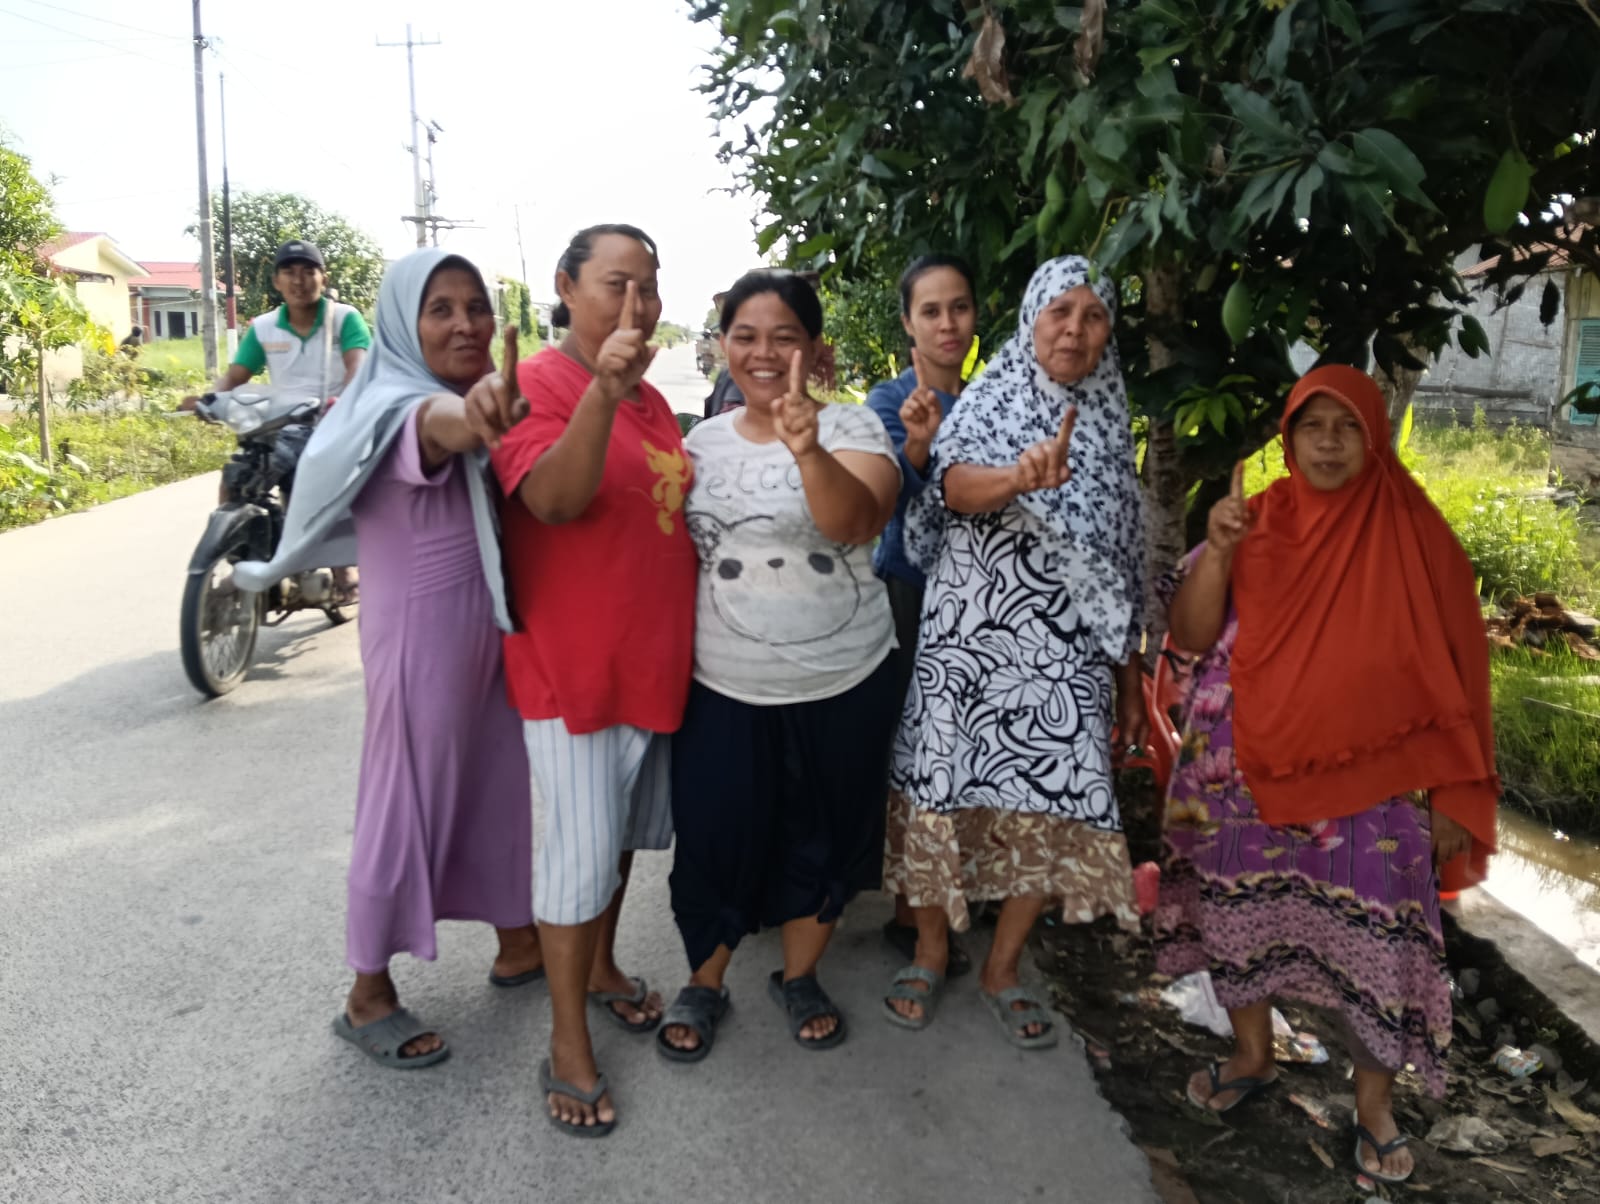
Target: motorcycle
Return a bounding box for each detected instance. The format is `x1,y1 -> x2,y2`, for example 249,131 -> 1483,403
177,385 -> 352,698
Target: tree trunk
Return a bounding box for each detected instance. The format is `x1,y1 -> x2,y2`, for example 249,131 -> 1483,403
1140,263 -> 1188,656
1373,333 -> 1424,449
36,339 -> 51,470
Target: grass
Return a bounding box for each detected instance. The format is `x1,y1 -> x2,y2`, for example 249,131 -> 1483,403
1491,647 -> 1600,832
134,338 -> 209,380
0,410 -> 231,530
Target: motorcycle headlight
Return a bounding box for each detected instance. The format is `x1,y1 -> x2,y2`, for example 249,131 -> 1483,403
230,409 -> 264,435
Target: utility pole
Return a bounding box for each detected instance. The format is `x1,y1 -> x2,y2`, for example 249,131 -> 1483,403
377,25 -> 440,248
220,71 -> 236,353
192,0 -> 220,375
514,204 -> 528,288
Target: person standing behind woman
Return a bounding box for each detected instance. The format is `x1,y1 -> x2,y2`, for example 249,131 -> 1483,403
883,256 -> 1148,1046
1158,366 -> 1497,1185
657,271 -> 901,1063
487,225 -> 699,1137
867,254 -> 979,977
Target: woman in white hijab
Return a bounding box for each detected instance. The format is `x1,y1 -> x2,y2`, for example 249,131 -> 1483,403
882,256 -> 1148,1048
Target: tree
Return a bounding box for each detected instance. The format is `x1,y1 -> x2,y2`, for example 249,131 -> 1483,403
201,191 -> 384,319
0,138 -> 60,276
0,267 -> 96,466
694,0 -> 1600,611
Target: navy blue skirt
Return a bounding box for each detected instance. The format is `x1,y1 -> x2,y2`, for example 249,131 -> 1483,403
668,655 -> 899,972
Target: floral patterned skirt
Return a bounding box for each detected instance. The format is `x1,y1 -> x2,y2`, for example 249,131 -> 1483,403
1156,791 -> 1453,1096
884,790 -> 1139,933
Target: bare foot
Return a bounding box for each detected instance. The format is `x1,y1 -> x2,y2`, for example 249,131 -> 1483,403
1186,1053 -> 1278,1112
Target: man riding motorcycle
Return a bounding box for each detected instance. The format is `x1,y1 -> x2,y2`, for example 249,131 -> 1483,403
181,239 -> 371,598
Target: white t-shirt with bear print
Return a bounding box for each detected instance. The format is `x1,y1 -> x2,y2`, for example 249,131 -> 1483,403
684,403 -> 900,705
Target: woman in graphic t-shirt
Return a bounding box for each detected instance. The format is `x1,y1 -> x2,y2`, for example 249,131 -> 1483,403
656,270 -> 902,1063
488,224 -> 698,1139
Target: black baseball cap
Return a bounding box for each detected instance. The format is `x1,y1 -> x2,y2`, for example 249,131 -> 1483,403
274,240 -> 325,270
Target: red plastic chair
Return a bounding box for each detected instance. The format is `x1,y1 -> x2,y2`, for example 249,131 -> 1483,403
1112,636 -> 1193,793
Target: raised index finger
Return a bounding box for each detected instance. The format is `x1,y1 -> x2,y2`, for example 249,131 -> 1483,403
1230,459 -> 1246,501
620,280 -> 638,331
912,346 -> 926,389
788,348 -> 805,398
1056,405 -> 1078,447
501,325 -> 521,400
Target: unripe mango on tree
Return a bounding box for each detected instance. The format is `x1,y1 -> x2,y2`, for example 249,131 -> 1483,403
1483,149 -> 1533,234
1222,278 -> 1253,344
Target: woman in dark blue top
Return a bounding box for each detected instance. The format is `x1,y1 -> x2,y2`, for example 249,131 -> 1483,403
866,254 -> 978,970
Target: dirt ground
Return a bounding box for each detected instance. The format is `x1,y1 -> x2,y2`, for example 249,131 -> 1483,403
1027,772 -> 1600,1204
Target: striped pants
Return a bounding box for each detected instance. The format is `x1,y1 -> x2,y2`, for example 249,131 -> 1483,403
523,720 -> 673,926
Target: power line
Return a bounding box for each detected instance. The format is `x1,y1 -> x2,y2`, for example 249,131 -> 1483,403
8,0 -> 187,40
0,5 -> 182,66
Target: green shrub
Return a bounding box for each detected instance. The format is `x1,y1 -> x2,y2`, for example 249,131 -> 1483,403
0,410 -> 231,530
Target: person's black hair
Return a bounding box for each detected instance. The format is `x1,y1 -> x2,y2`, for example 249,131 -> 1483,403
550,223 -> 660,327
717,270 -> 823,338
898,254 -> 976,316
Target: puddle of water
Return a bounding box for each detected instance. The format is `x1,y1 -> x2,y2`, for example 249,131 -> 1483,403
1480,808 -> 1600,971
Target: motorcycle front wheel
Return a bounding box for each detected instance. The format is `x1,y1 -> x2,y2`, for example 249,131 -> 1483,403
180,537 -> 261,697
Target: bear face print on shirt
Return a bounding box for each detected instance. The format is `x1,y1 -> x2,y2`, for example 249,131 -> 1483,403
683,404 -> 898,705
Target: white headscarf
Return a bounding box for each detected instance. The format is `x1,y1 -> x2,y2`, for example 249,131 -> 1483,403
232,249 -> 513,632
905,255 -> 1145,659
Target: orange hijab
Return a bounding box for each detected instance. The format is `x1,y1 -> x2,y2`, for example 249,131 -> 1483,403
1230,365 -> 1498,889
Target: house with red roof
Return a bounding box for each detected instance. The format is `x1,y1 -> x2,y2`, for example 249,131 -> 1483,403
37,232 -> 146,342
127,262 -> 203,341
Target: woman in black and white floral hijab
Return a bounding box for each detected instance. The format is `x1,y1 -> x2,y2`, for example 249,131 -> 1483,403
882,255 -> 1148,1049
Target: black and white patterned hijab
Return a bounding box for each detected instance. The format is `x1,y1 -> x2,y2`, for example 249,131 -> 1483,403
906,255 -> 1146,660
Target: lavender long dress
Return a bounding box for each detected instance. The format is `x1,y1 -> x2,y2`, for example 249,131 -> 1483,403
344,407 -> 532,972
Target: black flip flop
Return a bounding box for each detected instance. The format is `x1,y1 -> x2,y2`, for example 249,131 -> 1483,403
487,965 -> 546,988
767,970 -> 847,1051
656,985 -> 731,1064
1353,1124 -> 1413,1184
1185,1061 -> 1278,1114
881,919 -> 973,978
539,1058 -> 615,1139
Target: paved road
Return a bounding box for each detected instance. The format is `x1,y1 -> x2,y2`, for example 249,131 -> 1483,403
0,350 -> 1156,1204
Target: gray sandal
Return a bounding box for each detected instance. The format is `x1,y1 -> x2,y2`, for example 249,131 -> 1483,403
882,965 -> 945,1031
332,1007 -> 449,1069
980,986 -> 1059,1050
587,977 -> 660,1034
539,1058 -> 615,1139
656,985 -> 731,1064
768,971 -> 847,1051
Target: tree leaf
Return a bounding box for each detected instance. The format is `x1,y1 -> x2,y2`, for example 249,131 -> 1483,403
859,153 -> 898,180
1351,128 -> 1437,210
1292,162 -> 1325,221
1540,278 -> 1561,328
1220,83 -> 1298,146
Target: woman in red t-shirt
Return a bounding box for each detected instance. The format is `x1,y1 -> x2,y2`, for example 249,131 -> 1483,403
486,224 -> 698,1139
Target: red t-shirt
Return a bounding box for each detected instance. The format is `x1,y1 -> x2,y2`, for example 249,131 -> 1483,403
491,348 -> 698,734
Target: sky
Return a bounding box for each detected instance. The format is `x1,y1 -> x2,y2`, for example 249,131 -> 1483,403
0,0 -> 766,328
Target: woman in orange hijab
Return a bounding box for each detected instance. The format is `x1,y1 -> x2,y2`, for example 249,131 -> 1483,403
1154,365 -> 1498,1185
